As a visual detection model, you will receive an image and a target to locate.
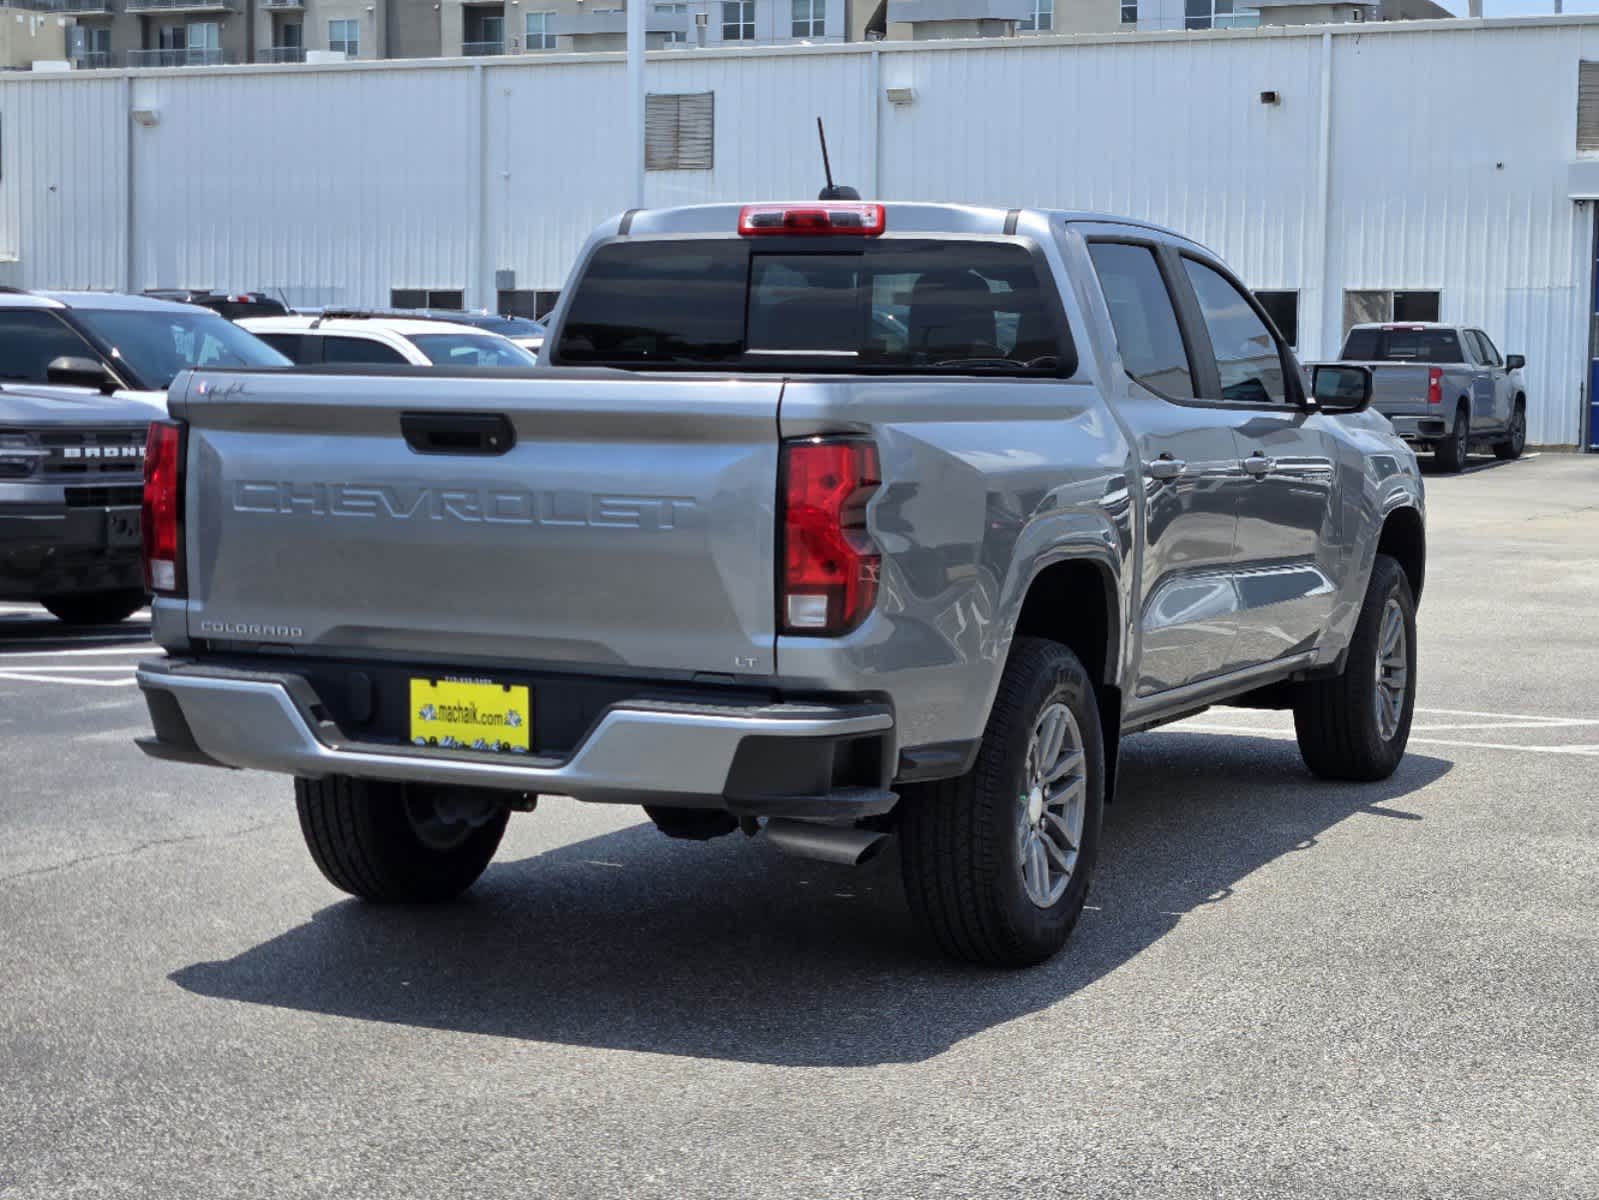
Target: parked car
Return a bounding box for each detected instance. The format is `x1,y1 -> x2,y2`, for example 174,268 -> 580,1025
143,290 -> 292,320
1330,322 -> 1527,471
135,202 -> 1425,967
0,382 -> 163,625
0,289 -> 291,411
237,314 -> 539,367
397,309 -> 549,354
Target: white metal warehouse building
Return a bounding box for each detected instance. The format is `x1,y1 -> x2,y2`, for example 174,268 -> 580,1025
4,15 -> 1599,447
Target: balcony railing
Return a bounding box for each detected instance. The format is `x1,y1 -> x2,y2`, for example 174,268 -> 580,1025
71,51 -> 116,68
126,47 -> 232,67
125,0 -> 237,10
256,45 -> 307,62
461,40 -> 505,55
18,0 -> 113,13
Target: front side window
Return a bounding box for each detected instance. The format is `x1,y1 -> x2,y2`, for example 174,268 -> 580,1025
410,334 -> 538,367
525,10 -> 556,49
329,19 -> 359,56
791,0 -> 824,37
256,332 -> 309,362
0,310 -> 101,385
1019,0 -> 1053,31
1087,242 -> 1194,398
1475,330 -> 1502,366
722,0 -> 754,40
71,309 -> 289,391
1181,257 -> 1287,404
557,238 -> 1069,376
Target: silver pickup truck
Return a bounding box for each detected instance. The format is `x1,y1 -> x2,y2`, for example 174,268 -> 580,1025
135,202 -> 1426,966
1334,323 -> 1527,472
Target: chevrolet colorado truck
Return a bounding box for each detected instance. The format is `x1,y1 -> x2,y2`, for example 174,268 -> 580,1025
0,383 -> 160,625
1333,322 -> 1527,472
135,203 -> 1426,966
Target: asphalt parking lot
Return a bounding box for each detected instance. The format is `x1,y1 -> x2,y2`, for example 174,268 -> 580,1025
2,451 -> 1596,1199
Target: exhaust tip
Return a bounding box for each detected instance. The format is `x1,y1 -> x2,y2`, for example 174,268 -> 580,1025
764,818 -> 889,867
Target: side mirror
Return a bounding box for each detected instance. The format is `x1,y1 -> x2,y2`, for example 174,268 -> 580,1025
46,356 -> 117,394
1504,354 -> 1526,371
1312,363 -> 1373,414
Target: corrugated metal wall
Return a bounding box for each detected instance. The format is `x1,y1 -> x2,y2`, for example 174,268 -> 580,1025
0,21 -> 1594,444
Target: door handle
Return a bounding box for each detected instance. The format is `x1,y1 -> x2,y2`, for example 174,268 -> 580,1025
1146,455 -> 1185,481
1241,452 -> 1275,478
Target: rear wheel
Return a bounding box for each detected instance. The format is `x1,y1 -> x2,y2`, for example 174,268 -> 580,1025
1493,400 -> 1526,461
295,776 -> 509,902
42,589 -> 147,626
898,638 -> 1104,967
1433,405 -> 1469,473
1292,554 -> 1417,782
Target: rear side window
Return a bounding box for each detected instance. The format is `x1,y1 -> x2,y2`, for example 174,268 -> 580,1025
409,333 -> 537,367
1341,328 -> 1462,363
0,309 -> 100,384
257,333 -> 309,362
1086,242 -> 1193,397
1181,258 -> 1288,405
556,239 -> 1071,376
319,335 -> 410,366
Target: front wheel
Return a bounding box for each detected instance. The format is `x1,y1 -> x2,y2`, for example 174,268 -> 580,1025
1292,554 -> 1417,782
1433,407 -> 1469,473
898,638 -> 1105,967
1493,402 -> 1526,461
295,776 -> 509,902
42,589 -> 148,626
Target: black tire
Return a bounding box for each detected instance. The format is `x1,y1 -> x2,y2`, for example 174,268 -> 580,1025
1433,405 -> 1469,473
1492,399 -> 1526,461
42,589 -> 148,626
1292,554 -> 1417,782
295,776 -> 509,902
898,637 -> 1105,968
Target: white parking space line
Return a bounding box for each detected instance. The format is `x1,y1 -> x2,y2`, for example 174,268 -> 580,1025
0,644 -> 154,658
0,665 -> 142,672
1170,720 -> 1599,757
0,672 -> 140,688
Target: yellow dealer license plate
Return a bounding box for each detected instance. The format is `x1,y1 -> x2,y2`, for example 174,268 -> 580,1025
409,678 -> 532,755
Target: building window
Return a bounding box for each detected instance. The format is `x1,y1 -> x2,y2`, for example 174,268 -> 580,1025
722,0 -> 755,41
1342,289 -> 1441,335
1183,0 -> 1257,29
1019,0 -> 1052,31
791,0 -> 824,37
498,289 -> 561,319
329,18 -> 359,57
1254,290 -> 1299,347
645,91 -> 714,171
1120,0 -> 1136,22
525,11 -> 556,49
654,3 -> 688,10
391,288 -> 466,310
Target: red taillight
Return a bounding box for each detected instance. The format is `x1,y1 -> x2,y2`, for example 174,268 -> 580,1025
739,203 -> 885,237
780,438 -> 881,635
142,421 -> 184,595
1426,367 -> 1443,405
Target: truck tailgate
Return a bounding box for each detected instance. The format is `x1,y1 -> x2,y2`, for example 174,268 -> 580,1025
1363,364 -> 1436,418
177,370 -> 782,676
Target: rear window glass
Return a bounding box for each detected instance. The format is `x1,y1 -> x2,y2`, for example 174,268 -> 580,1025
555,239 -> 1071,376
1342,328 -> 1462,363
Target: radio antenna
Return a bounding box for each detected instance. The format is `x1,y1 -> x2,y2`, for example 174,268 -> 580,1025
816,117 -> 861,201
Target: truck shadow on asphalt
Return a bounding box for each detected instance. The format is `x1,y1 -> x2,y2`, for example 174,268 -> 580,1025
171,732 -> 1449,1067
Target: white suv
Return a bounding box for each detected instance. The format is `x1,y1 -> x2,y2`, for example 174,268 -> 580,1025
237,314 -> 538,369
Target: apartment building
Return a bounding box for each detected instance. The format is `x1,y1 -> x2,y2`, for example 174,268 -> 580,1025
40,0 -> 1458,69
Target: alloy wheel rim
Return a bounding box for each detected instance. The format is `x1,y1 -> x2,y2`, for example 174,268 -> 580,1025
1373,597 -> 1408,742
1016,701 -> 1087,909
1513,410 -> 1526,451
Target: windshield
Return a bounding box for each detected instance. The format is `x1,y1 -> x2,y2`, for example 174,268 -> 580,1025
73,308 -> 290,390
411,333 -> 538,367
554,239 -> 1071,376
1341,328 -> 1462,363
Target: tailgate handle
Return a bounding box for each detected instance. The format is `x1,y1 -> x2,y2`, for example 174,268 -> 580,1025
400,412 -> 515,456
